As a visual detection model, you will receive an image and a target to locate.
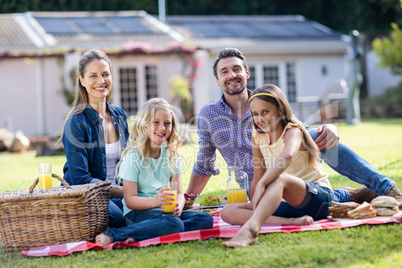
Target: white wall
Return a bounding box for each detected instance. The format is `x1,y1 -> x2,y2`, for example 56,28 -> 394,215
298,55 -> 347,99
0,57 -> 68,137
42,58 -> 70,136
157,54 -> 184,101
192,50 -> 214,115
366,51 -> 402,97
1,58 -> 37,136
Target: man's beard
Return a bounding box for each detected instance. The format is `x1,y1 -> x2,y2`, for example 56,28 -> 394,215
222,84 -> 246,96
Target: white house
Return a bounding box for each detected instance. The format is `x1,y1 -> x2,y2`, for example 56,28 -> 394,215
167,15 -> 351,123
1,11 -> 354,137
0,11 -> 198,137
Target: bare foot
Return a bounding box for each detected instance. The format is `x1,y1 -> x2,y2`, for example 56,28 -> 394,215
95,233 -> 112,247
289,215 -> 314,226
222,223 -> 259,248
125,238 -> 136,244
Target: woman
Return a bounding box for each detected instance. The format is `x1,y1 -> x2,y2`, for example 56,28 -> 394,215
59,50 -> 128,228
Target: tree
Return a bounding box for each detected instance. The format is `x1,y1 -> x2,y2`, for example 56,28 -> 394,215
372,23 -> 402,75
1,0 -> 401,34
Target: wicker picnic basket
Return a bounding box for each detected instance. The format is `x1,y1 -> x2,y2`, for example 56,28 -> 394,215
0,174 -> 111,251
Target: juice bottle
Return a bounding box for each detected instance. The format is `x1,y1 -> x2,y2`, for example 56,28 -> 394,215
226,166 -> 248,204
227,188 -> 248,204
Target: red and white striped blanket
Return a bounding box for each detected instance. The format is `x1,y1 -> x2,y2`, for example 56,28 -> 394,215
21,212 -> 402,257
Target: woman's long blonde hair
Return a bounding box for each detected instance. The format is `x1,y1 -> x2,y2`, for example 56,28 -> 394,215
117,98 -> 181,178
57,50 -> 113,143
250,84 -> 321,167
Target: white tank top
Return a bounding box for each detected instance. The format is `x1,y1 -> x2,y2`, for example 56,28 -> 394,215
105,140 -> 122,185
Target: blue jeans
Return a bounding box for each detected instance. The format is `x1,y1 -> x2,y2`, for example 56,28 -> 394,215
308,128 -> 394,202
104,207 -> 214,242
109,198 -> 126,228
273,182 -> 334,220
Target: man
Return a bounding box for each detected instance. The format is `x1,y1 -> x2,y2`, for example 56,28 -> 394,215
186,47 -> 402,205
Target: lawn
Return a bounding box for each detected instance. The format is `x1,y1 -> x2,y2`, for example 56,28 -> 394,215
0,119 -> 401,267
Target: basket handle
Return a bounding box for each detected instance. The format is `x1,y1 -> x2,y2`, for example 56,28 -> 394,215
29,173 -> 71,193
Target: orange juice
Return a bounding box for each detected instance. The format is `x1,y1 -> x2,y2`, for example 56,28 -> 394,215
39,173 -> 52,190
227,188 -> 248,204
162,190 -> 177,215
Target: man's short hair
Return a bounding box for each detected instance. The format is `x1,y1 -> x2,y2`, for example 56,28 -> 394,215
212,48 -> 249,78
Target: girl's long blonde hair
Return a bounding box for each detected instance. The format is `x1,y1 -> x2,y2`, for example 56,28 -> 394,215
250,84 -> 321,167
57,50 -> 113,144
117,98 -> 181,178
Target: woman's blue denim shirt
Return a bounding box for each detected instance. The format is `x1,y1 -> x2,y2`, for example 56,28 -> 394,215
62,103 -> 129,185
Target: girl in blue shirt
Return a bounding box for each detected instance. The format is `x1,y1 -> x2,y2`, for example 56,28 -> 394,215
96,98 -> 213,247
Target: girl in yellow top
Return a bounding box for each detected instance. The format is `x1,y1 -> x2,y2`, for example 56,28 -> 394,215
221,84 -> 334,248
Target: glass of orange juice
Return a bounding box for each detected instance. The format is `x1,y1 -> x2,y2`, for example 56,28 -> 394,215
162,181 -> 177,216
227,166 -> 248,204
38,163 -> 52,191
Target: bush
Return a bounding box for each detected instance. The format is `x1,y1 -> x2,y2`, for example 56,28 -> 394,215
361,82 -> 402,118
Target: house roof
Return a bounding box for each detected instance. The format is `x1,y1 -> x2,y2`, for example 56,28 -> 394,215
167,15 -> 349,54
0,11 -> 190,58
30,11 -> 182,48
167,15 -> 342,39
0,14 -> 37,51
0,12 -> 349,58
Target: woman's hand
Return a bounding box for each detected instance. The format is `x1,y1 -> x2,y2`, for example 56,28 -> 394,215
315,124 -> 339,150
110,185 -> 124,198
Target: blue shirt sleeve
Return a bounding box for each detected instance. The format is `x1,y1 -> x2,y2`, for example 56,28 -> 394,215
62,116 -> 98,185
191,107 -> 220,177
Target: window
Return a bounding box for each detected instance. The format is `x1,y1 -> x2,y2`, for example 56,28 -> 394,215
286,63 -> 297,103
263,66 -> 279,86
145,65 -> 158,100
118,65 -> 159,115
248,63 -> 297,102
119,68 -> 138,115
247,66 -> 256,91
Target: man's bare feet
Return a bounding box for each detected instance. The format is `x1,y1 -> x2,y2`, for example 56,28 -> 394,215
289,215 -> 314,226
95,233 -> 112,247
222,223 -> 259,248
125,238 -> 136,244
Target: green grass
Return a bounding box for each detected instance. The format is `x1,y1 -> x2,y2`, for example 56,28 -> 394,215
0,118 -> 401,267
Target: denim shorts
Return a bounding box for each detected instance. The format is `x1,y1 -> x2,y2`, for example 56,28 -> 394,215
272,181 -> 334,220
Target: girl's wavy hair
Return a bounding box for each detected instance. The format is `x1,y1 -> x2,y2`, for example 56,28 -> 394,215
57,50 -> 112,143
116,98 -> 182,179
250,84 -> 321,167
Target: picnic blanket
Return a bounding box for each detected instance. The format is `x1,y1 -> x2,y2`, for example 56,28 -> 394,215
21,211 -> 402,257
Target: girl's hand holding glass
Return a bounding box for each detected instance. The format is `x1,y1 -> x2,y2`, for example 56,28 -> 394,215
156,187 -> 170,206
